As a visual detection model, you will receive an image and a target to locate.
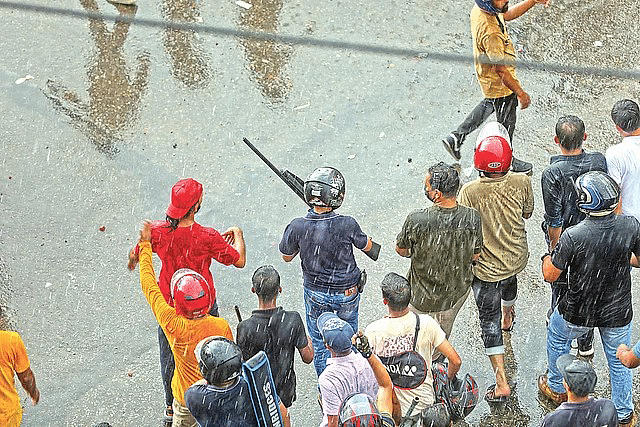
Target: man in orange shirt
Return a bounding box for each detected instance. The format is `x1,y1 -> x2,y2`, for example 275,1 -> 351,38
0,325 -> 40,427
137,221 -> 233,427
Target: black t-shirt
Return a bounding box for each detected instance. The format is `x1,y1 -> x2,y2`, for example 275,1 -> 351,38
552,214 -> 640,327
237,307 -> 308,407
541,151 -> 607,232
540,398 -> 618,427
185,379 -> 258,427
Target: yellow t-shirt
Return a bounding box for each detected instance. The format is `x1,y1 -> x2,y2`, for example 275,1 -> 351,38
459,172 -> 534,282
0,330 -> 30,424
139,242 -> 233,406
470,5 -> 520,99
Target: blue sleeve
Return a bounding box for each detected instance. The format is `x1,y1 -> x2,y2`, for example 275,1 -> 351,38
350,217 -> 369,250
279,220 -> 300,256
541,169 -> 563,228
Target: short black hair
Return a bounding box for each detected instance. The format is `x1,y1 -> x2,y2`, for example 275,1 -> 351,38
380,273 -> 411,311
555,115 -> 585,150
427,162 -> 460,198
252,265 -> 280,301
611,99 -> 640,133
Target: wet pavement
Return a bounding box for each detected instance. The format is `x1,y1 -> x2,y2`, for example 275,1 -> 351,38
1,0 -> 640,425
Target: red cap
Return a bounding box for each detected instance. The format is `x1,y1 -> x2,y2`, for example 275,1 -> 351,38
166,178 -> 203,219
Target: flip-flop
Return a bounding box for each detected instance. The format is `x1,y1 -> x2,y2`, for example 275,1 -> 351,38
485,384 -> 508,411
502,306 -> 516,332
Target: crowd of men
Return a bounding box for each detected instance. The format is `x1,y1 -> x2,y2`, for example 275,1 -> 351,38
2,0 -> 640,426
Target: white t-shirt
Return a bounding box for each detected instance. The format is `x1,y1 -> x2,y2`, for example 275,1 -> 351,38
365,312 -> 446,415
318,350 -> 378,427
606,135 -> 640,222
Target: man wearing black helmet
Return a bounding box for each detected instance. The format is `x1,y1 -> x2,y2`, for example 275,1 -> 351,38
441,0 -> 550,174
280,167 -> 378,376
185,336 -> 290,427
539,171 -> 640,426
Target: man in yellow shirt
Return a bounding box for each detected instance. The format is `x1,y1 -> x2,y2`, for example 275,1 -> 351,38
0,326 -> 40,427
137,221 -> 233,427
442,0 -> 550,174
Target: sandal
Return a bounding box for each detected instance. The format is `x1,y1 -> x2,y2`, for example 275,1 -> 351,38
502,306 -> 516,332
163,405 -> 173,424
484,384 -> 508,411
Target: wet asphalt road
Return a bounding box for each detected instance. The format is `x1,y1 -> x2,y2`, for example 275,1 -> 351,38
1,0 -> 640,426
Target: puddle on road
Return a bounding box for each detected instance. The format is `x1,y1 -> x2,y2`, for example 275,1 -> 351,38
161,0 -> 211,89
237,0 -> 292,104
43,0 -> 149,158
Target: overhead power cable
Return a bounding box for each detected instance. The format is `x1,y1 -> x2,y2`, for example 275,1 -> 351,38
1,1 -> 639,80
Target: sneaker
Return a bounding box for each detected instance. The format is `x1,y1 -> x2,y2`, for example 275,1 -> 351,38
620,412 -> 637,427
511,157 -> 533,175
442,134 -> 462,161
537,374 -> 567,405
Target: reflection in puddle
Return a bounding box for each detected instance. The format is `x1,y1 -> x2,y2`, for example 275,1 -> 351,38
161,0 -> 210,89
238,0 -> 292,103
43,0 -> 149,157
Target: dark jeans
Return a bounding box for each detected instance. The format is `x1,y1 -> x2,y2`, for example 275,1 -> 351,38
472,275 -> 517,355
158,299 -> 219,407
453,93 -> 518,144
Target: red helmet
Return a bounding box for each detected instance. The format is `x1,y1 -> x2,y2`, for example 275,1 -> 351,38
474,122 -> 512,173
170,269 -> 214,319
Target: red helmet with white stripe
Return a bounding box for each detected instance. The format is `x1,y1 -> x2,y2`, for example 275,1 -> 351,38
474,122 -> 512,173
170,269 -> 214,319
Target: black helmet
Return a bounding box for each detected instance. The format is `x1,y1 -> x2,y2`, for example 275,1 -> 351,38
338,393 -> 382,427
420,403 -> 451,427
195,336 -> 243,385
575,171 -> 620,216
304,167 -> 345,208
432,363 -> 478,421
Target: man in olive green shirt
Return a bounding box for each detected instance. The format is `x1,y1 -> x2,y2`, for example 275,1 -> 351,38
396,162 -> 482,358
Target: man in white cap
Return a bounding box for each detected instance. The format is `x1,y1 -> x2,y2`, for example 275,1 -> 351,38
317,312 -> 378,427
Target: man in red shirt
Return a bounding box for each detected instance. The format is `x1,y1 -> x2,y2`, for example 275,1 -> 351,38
127,178 -> 246,424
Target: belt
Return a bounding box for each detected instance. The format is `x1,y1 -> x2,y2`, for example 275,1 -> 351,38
344,285 -> 358,297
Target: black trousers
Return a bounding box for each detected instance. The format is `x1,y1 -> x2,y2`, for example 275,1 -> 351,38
453,93 -> 518,144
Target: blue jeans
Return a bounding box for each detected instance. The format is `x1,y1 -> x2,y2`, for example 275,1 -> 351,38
303,287 -> 359,376
547,308 -> 633,419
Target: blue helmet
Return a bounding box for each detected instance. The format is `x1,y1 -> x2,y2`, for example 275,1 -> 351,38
475,0 -> 501,15
575,171 -> 620,216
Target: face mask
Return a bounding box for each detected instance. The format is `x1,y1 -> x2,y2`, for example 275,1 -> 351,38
424,185 -> 437,203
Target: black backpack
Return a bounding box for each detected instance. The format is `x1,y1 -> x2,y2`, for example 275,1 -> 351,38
379,313 -> 428,390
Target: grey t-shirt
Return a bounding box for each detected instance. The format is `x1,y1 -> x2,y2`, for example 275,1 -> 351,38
396,204 -> 482,312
